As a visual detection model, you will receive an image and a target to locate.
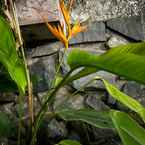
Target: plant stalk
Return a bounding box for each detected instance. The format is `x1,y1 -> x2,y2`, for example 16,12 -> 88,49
30,69 -> 74,145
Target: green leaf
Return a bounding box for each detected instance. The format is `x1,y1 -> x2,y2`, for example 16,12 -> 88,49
67,67 -> 98,83
0,112 -> 15,137
57,140 -> 82,145
56,109 -> 114,129
86,77 -> 145,122
0,15 -> 27,93
110,110 -> 145,145
0,72 -> 17,92
67,42 -> 145,85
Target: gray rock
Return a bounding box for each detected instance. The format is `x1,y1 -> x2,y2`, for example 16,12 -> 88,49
29,54 -> 57,92
0,138 -> 8,145
69,21 -> 106,44
141,5 -> 145,39
47,119 -> 68,139
0,93 -> 16,104
54,87 -> 85,110
122,81 -> 145,106
107,34 -> 129,48
37,119 -> 68,144
71,10 -> 90,24
72,0 -> 143,22
73,71 -> 118,90
107,16 -> 144,41
85,91 -> 109,111
27,42 -> 61,92
16,0 -> 60,25
29,42 -> 60,57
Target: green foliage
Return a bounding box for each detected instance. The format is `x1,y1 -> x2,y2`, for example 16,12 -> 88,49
0,112 -> 15,137
57,109 -> 114,129
0,15 -> 27,94
64,43 -> 145,145
110,110 -> 145,145
93,77 -> 145,122
0,72 -> 17,92
67,42 -> 145,85
57,139 -> 82,145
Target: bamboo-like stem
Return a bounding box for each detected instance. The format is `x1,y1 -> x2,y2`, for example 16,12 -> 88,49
10,0 -> 34,126
30,69 -> 74,145
21,48 -> 34,125
17,92 -> 23,145
52,47 -> 67,88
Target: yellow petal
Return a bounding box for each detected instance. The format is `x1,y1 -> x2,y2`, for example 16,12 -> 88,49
71,22 -> 87,37
42,14 -> 68,48
46,23 -> 59,39
57,25 -> 68,46
60,0 -> 70,26
46,22 -> 68,48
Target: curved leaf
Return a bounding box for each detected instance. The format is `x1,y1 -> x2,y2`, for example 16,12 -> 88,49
0,15 -> 27,93
57,140 -> 82,145
110,110 -> 145,145
100,77 -> 145,122
67,42 -> 145,85
56,109 -> 114,129
82,77 -> 145,122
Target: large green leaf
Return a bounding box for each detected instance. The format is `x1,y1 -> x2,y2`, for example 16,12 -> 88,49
56,109 -> 114,129
94,77 -> 145,122
67,42 -> 145,85
110,110 -> 145,145
0,15 -> 27,93
57,140 -> 82,145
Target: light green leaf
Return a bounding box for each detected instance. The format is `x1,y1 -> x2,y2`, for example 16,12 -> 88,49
67,42 -> 145,85
56,109 -> 114,129
57,140 -> 82,145
85,77 -> 145,122
110,110 -> 145,145
0,15 -> 27,93
67,67 -> 98,83
102,79 -> 145,121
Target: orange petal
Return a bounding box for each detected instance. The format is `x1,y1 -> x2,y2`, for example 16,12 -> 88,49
46,22 -> 68,48
60,0 -> 70,26
46,23 -> 59,38
71,22 -> 87,37
57,25 -> 68,44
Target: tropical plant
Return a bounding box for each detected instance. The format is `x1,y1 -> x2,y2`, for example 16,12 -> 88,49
1,0 -> 145,145
0,15 -> 27,94
29,0 -> 145,144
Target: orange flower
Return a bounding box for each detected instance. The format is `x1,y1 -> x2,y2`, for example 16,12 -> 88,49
60,0 -> 70,27
45,22 -> 68,48
44,0 -> 87,49
70,22 -> 87,37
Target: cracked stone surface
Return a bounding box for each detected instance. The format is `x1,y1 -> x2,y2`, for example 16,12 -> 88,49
15,0 -> 59,25
71,0 -> 145,22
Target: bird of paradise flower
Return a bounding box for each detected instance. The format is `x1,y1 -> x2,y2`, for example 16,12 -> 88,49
44,0 -> 87,49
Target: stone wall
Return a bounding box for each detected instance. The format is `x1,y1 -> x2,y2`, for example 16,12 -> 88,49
26,0 -> 145,106
28,3 -> 145,110
25,10 -> 145,143
1,1 -> 145,144
72,0 -> 145,21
